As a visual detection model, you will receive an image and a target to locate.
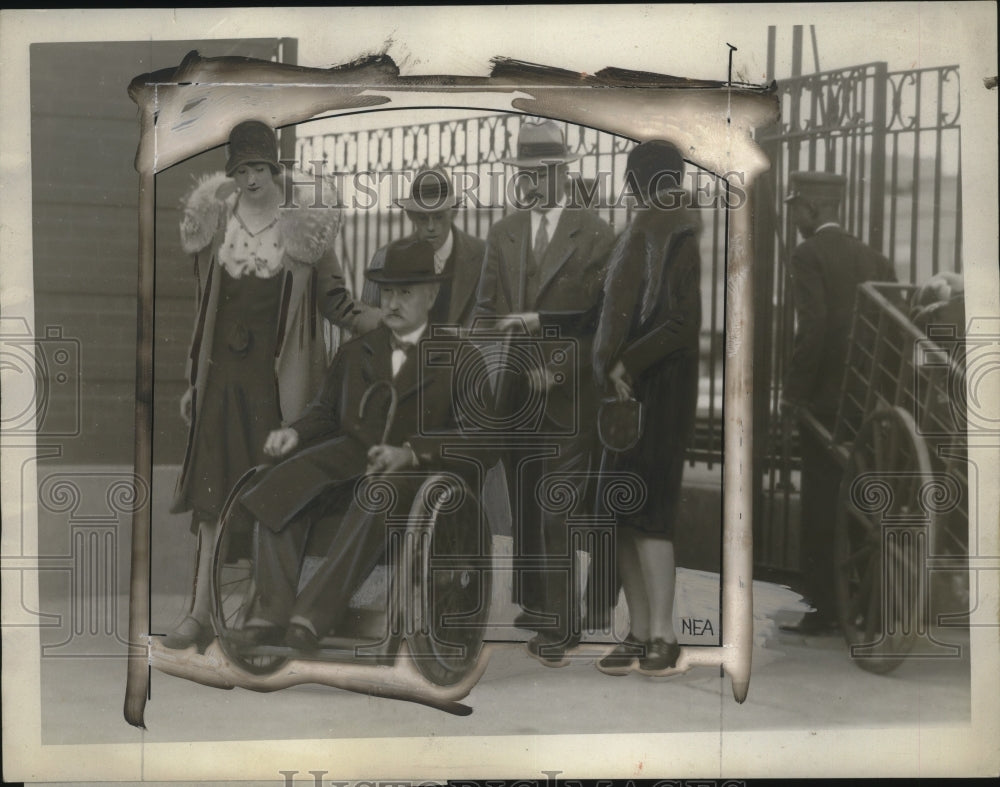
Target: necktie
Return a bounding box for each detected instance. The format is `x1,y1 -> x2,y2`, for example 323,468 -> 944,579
533,212 -> 549,263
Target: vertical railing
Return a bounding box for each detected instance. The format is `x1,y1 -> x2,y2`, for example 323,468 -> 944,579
752,51 -> 963,578
298,114 -> 729,467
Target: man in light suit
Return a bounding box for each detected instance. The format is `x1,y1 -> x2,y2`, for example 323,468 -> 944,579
474,120 -> 615,664
362,165 -> 486,329
232,239 -> 467,652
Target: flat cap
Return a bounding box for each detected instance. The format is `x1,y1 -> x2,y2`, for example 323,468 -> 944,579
784,171 -> 846,203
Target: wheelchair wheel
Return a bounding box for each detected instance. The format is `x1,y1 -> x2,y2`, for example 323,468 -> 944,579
834,408 -> 929,674
210,467 -> 287,676
401,475 -> 492,687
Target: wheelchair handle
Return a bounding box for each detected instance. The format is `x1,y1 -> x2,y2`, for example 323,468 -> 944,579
359,380 -> 398,445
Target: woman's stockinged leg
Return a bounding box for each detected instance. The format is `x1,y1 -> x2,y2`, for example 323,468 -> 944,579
618,528 -> 651,641
189,519 -> 219,623
637,534 -> 677,644
161,519 -> 218,651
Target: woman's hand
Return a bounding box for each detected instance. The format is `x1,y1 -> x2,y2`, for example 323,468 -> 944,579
608,360 -> 634,403
180,387 -> 194,426
263,428 -> 300,458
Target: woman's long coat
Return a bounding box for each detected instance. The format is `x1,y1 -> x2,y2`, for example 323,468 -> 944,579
592,207 -> 702,533
171,172 -> 380,514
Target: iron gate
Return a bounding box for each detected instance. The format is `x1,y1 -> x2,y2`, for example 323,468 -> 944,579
296,114 -> 732,466
753,57 -> 963,577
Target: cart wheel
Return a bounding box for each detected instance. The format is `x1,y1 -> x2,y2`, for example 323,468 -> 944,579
210,467 -> 287,676
835,407 -> 931,674
403,475 -> 492,687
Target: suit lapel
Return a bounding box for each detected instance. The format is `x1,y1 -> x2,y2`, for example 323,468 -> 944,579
361,325 -> 393,386
447,227 -> 481,324
536,209 -> 583,301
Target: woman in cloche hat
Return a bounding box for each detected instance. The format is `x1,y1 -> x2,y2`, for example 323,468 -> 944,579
162,120 -> 381,651
592,140 -> 702,675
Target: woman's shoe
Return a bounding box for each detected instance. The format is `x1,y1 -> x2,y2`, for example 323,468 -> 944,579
638,638 -> 680,673
160,615 -> 214,654
597,634 -> 644,676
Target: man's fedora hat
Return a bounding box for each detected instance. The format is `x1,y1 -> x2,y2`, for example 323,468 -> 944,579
626,139 -> 686,198
226,120 -> 280,177
502,119 -> 580,168
365,238 -> 453,285
395,165 -> 461,212
784,171 -> 847,203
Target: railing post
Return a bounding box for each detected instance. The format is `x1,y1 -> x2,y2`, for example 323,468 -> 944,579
869,62 -> 889,254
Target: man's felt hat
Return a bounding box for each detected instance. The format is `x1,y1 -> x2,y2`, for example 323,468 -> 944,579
784,171 -> 846,203
395,165 -> 462,212
226,120 -> 280,177
365,238 -> 452,285
501,119 -> 580,167
626,139 -> 686,198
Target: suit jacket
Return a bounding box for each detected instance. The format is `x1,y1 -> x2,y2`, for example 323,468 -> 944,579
473,208 -> 615,428
360,225 -> 486,327
239,324 -> 467,531
785,226 -> 896,421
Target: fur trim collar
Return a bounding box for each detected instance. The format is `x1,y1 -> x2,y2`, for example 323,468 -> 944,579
178,170 -> 342,264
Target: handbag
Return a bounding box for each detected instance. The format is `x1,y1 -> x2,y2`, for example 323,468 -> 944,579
597,397 -> 645,452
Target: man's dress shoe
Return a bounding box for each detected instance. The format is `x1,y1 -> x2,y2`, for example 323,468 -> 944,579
160,615 -> 214,654
525,633 -> 580,668
285,623 -> 321,654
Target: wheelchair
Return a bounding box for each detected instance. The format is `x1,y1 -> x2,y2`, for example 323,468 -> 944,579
209,464 -> 492,689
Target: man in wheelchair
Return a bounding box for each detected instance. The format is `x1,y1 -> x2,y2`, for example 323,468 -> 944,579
229,238 -> 469,653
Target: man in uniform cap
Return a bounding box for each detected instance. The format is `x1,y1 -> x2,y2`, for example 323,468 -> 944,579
474,119 -> 615,664
362,165 -> 486,329
781,170 -> 896,634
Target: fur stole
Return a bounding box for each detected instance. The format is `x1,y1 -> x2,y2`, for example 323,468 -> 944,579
178,170 -> 343,264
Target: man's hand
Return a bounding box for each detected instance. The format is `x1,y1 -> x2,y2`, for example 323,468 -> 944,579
608,360 -> 634,403
179,387 -> 194,426
263,427 -> 300,458
366,444 -> 417,475
494,312 -> 541,334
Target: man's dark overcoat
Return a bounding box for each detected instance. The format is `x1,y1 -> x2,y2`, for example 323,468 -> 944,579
784,225 -> 896,623
784,225 -> 897,424
240,323 -> 466,530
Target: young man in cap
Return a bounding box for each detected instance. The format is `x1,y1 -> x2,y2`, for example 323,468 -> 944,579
781,171 -> 897,635
474,119 -> 615,665
230,239 -> 468,652
362,165 -> 486,329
